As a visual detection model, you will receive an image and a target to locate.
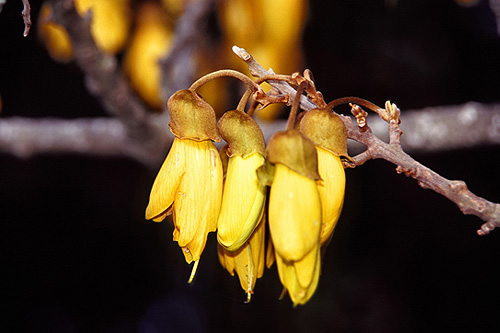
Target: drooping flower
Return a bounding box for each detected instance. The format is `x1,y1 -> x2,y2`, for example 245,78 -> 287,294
145,89 -> 223,282
216,110 -> 267,251
266,129 -> 322,305
216,110 -> 267,300
300,109 -> 350,246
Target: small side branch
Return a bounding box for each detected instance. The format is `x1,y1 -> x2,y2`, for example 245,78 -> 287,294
233,46 -> 317,110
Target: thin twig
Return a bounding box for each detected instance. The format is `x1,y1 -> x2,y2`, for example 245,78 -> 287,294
233,46 -> 317,110
21,0 -> 31,37
233,45 -> 500,235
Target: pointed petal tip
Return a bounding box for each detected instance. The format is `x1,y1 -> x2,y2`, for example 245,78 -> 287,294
187,260 -> 200,284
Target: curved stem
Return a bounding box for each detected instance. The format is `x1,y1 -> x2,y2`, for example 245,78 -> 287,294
286,81 -> 308,131
237,88 -> 253,113
246,100 -> 260,117
327,97 -> 387,122
189,69 -> 262,94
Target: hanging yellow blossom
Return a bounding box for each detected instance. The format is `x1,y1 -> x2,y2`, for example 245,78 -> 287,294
145,89 -> 223,282
216,110 -> 267,251
300,109 -> 350,246
216,110 -> 267,301
267,129 -> 323,305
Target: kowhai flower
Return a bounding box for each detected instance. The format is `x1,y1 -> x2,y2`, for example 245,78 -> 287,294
216,110 -> 267,300
267,129 -> 323,305
216,110 -> 267,251
145,89 -> 223,282
300,109 -> 350,246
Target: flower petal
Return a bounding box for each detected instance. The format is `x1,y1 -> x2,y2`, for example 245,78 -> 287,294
316,146 -> 345,245
293,244 -> 319,289
217,153 -> 266,251
218,213 -> 266,300
172,140 -> 223,262
275,248 -> 321,306
269,163 -> 321,261
145,137 -> 186,221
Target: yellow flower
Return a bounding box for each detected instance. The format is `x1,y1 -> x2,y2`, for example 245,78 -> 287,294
123,2 -> 173,109
267,130 -> 322,305
218,214 -> 266,302
217,0 -> 307,120
146,137 -> 223,281
299,108 -> 350,246
275,241 -> 321,306
215,110 -> 267,300
74,0 -> 131,55
38,3 -> 74,62
269,163 -> 322,305
316,146 -> 346,245
216,110 -> 267,251
145,89 -> 223,282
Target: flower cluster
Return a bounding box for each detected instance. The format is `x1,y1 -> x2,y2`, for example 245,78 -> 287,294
145,71 -> 350,305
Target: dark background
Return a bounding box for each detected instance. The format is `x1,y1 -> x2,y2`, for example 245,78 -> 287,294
2,0 -> 500,332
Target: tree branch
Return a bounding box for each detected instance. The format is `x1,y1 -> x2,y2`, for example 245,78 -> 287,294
0,117 -> 149,160
233,46 -> 500,236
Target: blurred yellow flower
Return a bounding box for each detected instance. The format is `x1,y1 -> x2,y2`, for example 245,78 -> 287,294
74,0 -> 131,54
123,2 -> 173,109
38,3 -> 74,62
